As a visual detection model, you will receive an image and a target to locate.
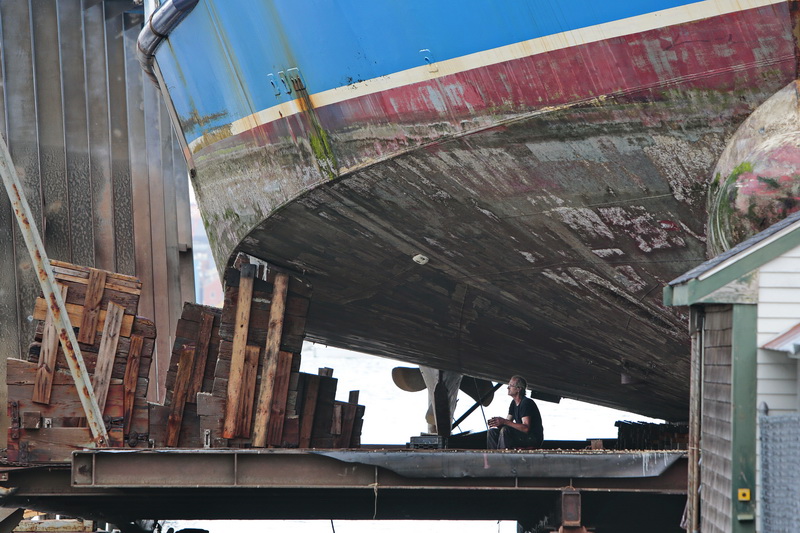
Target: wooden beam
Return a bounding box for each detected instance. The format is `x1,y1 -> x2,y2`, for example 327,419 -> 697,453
34,298 -> 133,337
32,284 -> 68,404
77,269 -> 107,345
166,345 -> 196,447
223,264 -> 256,439
91,302 -> 125,412
122,334 -> 144,434
187,311 -> 215,402
251,272 -> 289,447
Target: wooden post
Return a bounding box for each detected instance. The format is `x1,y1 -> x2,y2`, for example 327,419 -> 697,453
223,264 -> 256,438
251,272 -> 289,447
122,335 -> 144,434
77,269 -> 107,345
32,284 -> 68,404
166,345 -> 196,447
188,311 -> 215,401
236,345 -> 260,438
91,302 -> 125,412
266,350 -> 293,445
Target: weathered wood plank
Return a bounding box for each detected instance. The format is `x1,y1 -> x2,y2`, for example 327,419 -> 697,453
166,345 -> 196,447
7,428 -> 95,463
197,392 -> 226,447
77,269 -> 107,345
122,334 -> 144,434
235,345 -> 260,438
351,404 -> 366,448
188,311 -> 215,402
331,403 -> 343,436
32,284 -> 68,404
267,350 -> 293,446
310,375 -> 338,448
50,260 -> 141,289
91,301 -> 125,412
104,383 -> 124,447
223,264 -> 256,439
298,374 -> 320,448
252,272 -> 289,447
282,415 -> 299,448
34,297 -> 133,337
29,339 -> 153,382
8,360 -> 124,428
336,401 -> 358,448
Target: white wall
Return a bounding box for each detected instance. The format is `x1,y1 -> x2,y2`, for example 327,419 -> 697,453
757,248 -> 800,414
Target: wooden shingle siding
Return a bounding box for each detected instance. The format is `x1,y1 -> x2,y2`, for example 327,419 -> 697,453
701,304 -> 733,533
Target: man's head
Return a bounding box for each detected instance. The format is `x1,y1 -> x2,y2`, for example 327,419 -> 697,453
507,375 -> 527,397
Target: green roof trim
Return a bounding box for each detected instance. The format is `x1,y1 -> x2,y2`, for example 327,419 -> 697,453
665,223 -> 800,306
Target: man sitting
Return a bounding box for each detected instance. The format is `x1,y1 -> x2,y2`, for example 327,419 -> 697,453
487,375 -> 543,449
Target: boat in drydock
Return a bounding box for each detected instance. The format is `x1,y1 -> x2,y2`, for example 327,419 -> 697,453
139,0 -> 800,421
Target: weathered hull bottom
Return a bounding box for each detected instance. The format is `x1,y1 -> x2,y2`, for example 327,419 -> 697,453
226,96 -> 749,422
178,2 -> 798,421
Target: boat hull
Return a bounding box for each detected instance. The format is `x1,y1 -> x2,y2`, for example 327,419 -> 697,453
152,0 -> 798,420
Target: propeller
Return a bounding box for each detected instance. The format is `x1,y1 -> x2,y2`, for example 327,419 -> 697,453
391,366 -> 495,406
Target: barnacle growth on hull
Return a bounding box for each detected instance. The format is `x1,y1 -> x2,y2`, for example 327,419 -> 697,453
708,82 -> 800,256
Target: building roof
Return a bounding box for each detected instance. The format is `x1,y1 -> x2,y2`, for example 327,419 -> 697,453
670,210 -> 800,286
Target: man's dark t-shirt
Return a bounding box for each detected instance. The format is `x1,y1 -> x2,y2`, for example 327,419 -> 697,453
509,396 -> 543,444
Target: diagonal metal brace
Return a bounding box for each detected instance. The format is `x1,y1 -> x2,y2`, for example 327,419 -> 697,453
0,133 -> 109,447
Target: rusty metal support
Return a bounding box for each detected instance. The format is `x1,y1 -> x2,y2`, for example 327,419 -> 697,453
0,134 -> 109,447
553,488 -> 589,533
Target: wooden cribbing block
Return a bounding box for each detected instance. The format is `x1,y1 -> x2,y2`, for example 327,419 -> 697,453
50,260 -> 142,294
351,405 -> 366,448
335,401 -> 358,448
8,359 -> 123,424
122,335 -> 144,434
166,345 -> 196,447
310,374 -> 338,448
331,404 -> 343,435
32,284 -> 68,405
251,272 -> 289,447
33,298 -> 133,337
150,402 -> 201,448
91,301 -> 125,412
223,264 -> 256,439
7,428 -> 94,464
235,345 -> 260,438
298,374 -> 320,448
77,269 -> 107,345
197,392 -> 226,447
266,350 -> 293,446
282,415 -> 300,447
188,311 -> 215,402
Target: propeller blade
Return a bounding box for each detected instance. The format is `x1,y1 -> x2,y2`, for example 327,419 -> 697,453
391,366 -> 426,392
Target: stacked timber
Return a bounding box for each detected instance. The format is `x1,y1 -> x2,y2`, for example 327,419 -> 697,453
151,259 -> 365,449
8,261 -> 155,463
615,421 -> 689,450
